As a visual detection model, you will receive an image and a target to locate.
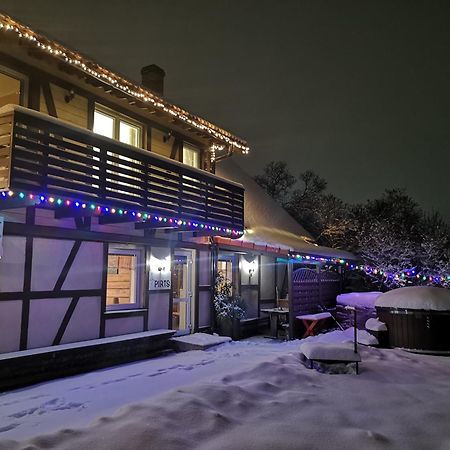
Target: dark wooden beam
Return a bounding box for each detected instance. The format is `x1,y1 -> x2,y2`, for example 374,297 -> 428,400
53,296 -> 80,345
0,197 -> 37,210
54,208 -> 94,219
98,215 -> 136,225
135,221 -> 178,230
53,240 -> 82,291
42,81 -> 58,118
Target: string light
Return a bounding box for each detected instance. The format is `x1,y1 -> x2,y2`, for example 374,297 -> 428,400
0,190 -> 244,237
0,14 -> 250,154
288,252 -> 449,287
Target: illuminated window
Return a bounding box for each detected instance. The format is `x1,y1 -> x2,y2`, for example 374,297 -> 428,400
183,143 -> 200,169
218,259 -> 233,294
93,107 -> 143,196
93,109 -> 114,139
106,247 -> 143,309
93,107 -> 142,147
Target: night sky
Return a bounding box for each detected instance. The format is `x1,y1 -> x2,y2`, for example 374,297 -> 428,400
2,1 -> 449,219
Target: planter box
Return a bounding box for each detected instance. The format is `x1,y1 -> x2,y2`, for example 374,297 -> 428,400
218,318 -> 241,340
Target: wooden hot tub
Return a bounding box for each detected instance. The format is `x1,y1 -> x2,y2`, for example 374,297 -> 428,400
375,286 -> 450,353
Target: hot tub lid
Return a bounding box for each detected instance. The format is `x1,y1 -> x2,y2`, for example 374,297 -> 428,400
375,286 -> 450,311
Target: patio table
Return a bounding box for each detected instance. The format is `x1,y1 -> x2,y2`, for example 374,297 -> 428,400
261,307 -> 290,339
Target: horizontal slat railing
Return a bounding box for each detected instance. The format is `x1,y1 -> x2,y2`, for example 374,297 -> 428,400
5,108 -> 244,230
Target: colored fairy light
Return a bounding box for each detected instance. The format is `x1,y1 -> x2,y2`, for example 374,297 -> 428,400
0,189 -> 244,237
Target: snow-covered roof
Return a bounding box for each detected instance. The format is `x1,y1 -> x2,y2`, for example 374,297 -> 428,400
375,286 -> 450,311
216,158 -> 355,260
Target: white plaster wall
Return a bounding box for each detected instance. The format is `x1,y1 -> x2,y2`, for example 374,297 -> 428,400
0,300 -> 22,353
27,298 -> 71,349
198,250 -> 211,286
105,316 -> 144,337
241,287 -> 259,319
198,290 -> 211,328
240,255 -> 259,286
0,236 -> 25,292
60,296 -> 101,344
148,291 -> 170,330
149,247 -> 171,291
31,239 -> 74,291
260,256 -> 276,300
62,242 -> 103,290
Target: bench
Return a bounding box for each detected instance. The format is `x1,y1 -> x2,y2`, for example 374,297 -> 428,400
300,341 -> 361,374
296,312 -> 332,338
0,329 -> 175,390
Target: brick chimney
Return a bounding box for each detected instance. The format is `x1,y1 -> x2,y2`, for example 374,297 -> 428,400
141,64 -> 165,95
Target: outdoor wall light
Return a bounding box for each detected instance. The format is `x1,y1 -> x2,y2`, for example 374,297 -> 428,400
64,89 -> 75,103
149,254 -> 171,274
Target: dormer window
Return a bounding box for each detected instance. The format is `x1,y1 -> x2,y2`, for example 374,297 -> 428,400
183,143 -> 200,169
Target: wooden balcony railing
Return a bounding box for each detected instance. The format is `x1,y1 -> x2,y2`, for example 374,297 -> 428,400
0,106 -> 244,233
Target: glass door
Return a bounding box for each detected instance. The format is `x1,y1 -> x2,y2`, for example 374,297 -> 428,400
172,251 -> 194,334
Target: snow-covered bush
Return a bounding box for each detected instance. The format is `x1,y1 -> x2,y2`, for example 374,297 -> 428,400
214,271 -> 246,322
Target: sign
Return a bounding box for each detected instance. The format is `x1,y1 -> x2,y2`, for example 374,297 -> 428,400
149,248 -> 171,291
150,278 -> 171,290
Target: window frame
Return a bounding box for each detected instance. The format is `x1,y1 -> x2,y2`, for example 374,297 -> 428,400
106,246 -> 144,311
182,142 -> 201,169
94,104 -> 144,148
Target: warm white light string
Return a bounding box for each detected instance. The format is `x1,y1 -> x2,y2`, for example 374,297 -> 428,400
0,15 -> 250,154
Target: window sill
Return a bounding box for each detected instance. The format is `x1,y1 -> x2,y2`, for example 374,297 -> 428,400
105,308 -> 148,318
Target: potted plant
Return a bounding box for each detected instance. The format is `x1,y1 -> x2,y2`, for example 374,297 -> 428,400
214,271 -> 246,340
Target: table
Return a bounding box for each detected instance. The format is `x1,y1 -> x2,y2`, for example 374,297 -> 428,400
261,308 -> 290,339
296,312 -> 332,338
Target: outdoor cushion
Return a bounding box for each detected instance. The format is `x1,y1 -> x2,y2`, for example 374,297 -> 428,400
296,312 -> 332,321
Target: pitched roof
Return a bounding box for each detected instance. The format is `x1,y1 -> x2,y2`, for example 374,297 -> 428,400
216,158 -> 355,260
0,13 -> 249,152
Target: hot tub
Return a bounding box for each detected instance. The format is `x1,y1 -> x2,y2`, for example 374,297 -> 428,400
375,286 -> 450,353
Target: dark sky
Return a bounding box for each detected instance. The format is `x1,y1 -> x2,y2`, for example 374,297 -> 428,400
2,1 -> 449,219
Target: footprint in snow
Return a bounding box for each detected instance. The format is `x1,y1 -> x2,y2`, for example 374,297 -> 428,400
0,423 -> 20,433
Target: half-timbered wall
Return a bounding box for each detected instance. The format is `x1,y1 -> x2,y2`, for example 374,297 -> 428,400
147,246 -> 171,330
240,254 -> 259,319
0,233 -> 103,352
198,249 -> 212,329
260,255 -> 276,307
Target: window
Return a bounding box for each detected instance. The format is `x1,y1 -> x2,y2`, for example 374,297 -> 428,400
0,68 -> 26,108
93,107 -> 143,195
218,259 -> 233,294
106,247 -> 143,309
183,143 -> 200,169
93,107 -> 142,147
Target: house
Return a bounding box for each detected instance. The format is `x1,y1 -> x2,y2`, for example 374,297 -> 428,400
0,13 -> 353,386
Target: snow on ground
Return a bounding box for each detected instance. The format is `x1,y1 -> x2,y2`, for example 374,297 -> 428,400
1,334 -> 450,450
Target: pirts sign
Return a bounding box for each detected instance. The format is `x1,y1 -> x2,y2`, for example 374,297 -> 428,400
149,248 -> 171,291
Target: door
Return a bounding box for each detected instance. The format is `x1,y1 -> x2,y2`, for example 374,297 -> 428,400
172,251 -> 194,334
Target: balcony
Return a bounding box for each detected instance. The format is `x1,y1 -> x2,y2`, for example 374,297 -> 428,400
0,106 -> 244,236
